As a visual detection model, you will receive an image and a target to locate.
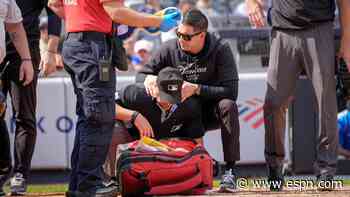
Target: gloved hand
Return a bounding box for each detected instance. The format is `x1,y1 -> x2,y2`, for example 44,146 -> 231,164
157,7 -> 181,32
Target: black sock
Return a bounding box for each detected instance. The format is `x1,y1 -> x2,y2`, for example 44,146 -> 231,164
225,161 -> 236,171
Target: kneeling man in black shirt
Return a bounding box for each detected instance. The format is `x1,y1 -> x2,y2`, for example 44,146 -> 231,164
104,67 -> 205,179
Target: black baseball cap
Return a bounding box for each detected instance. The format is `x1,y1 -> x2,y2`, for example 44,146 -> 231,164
157,67 -> 183,104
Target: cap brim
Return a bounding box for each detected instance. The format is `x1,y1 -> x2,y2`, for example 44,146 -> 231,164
159,90 -> 181,104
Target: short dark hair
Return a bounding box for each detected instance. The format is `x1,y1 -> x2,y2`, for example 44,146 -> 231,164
182,9 -> 208,32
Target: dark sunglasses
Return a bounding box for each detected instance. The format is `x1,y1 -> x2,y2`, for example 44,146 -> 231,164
176,30 -> 203,41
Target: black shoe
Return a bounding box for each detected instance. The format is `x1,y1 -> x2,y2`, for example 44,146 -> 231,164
316,174 -> 336,191
65,185 -> 118,197
267,166 -> 284,191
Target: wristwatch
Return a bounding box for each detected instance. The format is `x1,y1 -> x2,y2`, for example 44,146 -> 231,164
130,111 -> 140,125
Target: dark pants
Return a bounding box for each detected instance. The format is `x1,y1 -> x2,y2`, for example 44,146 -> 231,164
202,98 -> 240,162
0,40 -> 39,184
62,32 -> 116,192
104,122 -> 134,179
264,22 -> 338,176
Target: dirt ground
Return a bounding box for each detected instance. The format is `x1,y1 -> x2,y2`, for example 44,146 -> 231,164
10,187 -> 350,197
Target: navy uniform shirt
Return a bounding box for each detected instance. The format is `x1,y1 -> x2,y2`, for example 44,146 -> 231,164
117,83 -> 205,140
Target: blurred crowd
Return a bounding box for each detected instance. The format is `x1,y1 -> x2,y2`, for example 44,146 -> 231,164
40,0 -> 250,77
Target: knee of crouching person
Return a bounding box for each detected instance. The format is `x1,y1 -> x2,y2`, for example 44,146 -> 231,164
263,98 -> 289,115
217,99 -> 237,115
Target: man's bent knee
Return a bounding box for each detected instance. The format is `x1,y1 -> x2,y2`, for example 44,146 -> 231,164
217,99 -> 237,115
263,98 -> 290,115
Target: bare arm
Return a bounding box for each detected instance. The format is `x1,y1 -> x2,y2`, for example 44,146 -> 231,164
103,1 -> 162,28
48,0 -> 65,18
5,22 -> 33,85
338,0 -> 350,67
115,104 -> 136,122
338,0 -> 350,36
5,22 -> 31,60
39,35 -> 60,76
39,7 -> 62,77
47,34 -> 60,53
115,103 -> 154,138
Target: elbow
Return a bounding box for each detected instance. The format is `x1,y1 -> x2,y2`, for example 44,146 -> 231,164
228,80 -> 238,101
110,11 -> 120,23
108,7 -> 124,23
111,11 -> 127,24
47,1 -> 57,10
227,88 -> 237,101
232,93 -> 238,102
233,84 -> 238,101
47,1 -> 53,8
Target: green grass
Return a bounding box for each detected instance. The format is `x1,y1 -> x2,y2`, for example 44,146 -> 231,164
343,179 -> 350,185
4,184 -> 68,194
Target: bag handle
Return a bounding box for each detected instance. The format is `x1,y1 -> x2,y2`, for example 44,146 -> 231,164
145,171 -> 202,195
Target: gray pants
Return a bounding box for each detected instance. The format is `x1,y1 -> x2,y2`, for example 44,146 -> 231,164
264,22 -> 338,176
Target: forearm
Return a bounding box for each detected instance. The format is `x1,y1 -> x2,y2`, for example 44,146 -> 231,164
115,104 -> 136,122
47,35 -> 60,53
338,0 -> 350,36
139,64 -> 161,76
211,44 -> 239,100
5,22 -> 31,59
103,2 -> 162,28
199,80 -> 238,101
48,0 -> 65,18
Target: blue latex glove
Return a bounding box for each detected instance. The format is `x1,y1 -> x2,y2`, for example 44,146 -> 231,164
158,8 -> 181,32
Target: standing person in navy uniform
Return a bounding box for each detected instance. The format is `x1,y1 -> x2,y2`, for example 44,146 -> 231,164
48,0 -> 181,196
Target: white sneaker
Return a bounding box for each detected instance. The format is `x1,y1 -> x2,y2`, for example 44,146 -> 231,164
10,173 -> 26,196
218,169 -> 236,193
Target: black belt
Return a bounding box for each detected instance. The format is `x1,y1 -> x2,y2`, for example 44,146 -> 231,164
67,31 -> 110,42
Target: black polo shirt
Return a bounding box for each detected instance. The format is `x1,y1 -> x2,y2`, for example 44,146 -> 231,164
268,0 -> 336,29
117,84 -> 205,140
